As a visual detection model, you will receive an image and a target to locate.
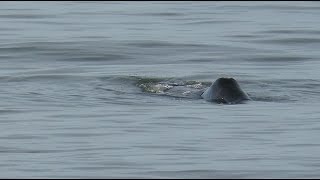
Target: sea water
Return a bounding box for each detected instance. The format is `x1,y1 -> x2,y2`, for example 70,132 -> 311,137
1,1 -> 320,178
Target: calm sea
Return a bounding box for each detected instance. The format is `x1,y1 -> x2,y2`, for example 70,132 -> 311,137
1,1 -> 320,178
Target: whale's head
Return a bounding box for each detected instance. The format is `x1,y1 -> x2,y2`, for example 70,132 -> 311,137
213,77 -> 250,104
201,77 -> 250,104
214,77 -> 238,89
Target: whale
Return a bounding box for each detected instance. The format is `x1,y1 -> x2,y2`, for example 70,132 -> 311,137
201,77 -> 250,104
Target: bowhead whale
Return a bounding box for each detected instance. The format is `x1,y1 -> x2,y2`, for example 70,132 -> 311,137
201,77 -> 250,104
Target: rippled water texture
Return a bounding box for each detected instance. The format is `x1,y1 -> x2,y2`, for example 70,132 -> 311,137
1,1 -> 320,178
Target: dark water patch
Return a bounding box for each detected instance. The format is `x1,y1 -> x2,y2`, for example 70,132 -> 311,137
244,55 -> 311,63
68,166 -> 137,171
181,58 -> 221,63
0,109 -> 24,114
0,14 -> 57,19
48,132 -> 111,138
233,129 -> 286,135
28,91 -> 43,95
142,170 -> 249,179
0,148 -> 68,154
0,135 -> 48,140
224,34 -> 267,39
0,40 -> 108,50
249,95 -> 295,103
197,11 -> 232,15
138,12 -> 185,17
253,38 -> 320,45
221,4 -> 320,11
29,20 -> 71,25
123,129 -> 154,133
0,33 -> 18,37
259,29 -> 320,35
0,41 -> 78,53
125,40 -> 209,48
279,143 -> 320,147
50,113 -> 106,119
155,116 -> 206,120
105,21 -> 159,25
0,46 -> 42,52
0,146 -> 127,154
127,27 -> 153,31
1,74 -> 88,82
47,175 -> 150,179
146,121 -> 208,128
59,54 -> 131,62
64,11 -> 124,16
0,8 -> 39,11
226,35 -> 260,38
183,20 -> 249,25
73,35 -> 110,39
256,5 -> 320,11
38,49 -> 91,56
0,41 -> 75,47
145,122 -> 186,127
133,145 -> 187,150
0,55 -> 15,59
143,169 -> 317,179
95,87 -> 129,97
168,17 -> 212,21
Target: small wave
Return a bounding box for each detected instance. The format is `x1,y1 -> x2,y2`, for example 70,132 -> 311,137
183,20 -> 249,25
125,40 -> 209,48
182,58 -> 221,63
0,27 -> 19,31
0,55 -> 15,59
138,12 -> 185,17
0,147 -> 68,154
221,4 -> 320,11
59,54 -> 130,62
0,14 -> 56,19
243,78 -> 320,103
29,20 -> 71,25
249,95 -> 296,103
0,41 -> 75,53
244,55 -> 311,63
224,34 -> 265,39
0,8 -> 39,11
0,46 -> 41,52
253,38 -> 320,45
258,29 -> 320,35
0,74 -> 87,82
254,5 -> 320,11
0,109 -> 24,114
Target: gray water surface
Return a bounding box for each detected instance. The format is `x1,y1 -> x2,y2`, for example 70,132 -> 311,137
1,1 -> 320,178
